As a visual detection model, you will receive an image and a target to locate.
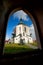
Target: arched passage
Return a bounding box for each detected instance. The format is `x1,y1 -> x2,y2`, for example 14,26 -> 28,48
3,8 -> 42,54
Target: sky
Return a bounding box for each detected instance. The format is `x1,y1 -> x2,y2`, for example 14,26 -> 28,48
5,10 -> 36,40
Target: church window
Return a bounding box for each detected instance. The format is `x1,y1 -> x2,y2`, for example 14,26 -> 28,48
19,27 -> 21,32
24,27 -> 26,32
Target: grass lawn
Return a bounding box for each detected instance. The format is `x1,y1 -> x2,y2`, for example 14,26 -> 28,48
4,43 -> 33,53
30,42 -> 38,47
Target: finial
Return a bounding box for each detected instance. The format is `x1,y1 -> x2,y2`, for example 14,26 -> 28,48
18,15 -> 24,25
20,15 -> 22,21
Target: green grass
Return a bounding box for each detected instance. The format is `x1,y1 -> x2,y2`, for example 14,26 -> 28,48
4,43 -> 33,53
30,42 -> 38,47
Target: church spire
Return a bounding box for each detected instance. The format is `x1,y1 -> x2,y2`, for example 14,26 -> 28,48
19,15 -> 23,24
18,15 -> 25,25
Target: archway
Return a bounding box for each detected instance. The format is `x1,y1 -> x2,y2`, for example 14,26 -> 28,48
3,8 -> 42,54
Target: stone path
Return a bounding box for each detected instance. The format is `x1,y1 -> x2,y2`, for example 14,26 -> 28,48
26,44 -> 38,49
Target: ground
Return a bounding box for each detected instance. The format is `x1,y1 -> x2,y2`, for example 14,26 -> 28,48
4,42 -> 38,53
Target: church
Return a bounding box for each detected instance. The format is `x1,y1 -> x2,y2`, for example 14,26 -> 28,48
12,18 -> 33,44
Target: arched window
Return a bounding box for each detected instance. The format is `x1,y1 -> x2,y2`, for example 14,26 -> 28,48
24,27 -> 26,32
4,8 -> 42,54
19,27 -> 21,32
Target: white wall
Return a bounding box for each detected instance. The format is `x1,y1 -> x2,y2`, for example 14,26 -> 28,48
16,24 -> 30,36
14,36 -> 20,43
14,24 -> 33,43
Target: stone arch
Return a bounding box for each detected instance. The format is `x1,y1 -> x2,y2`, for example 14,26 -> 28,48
7,7 -> 41,48
2,7 -> 42,54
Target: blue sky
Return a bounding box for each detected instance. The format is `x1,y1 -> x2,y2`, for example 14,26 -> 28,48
5,10 -> 36,40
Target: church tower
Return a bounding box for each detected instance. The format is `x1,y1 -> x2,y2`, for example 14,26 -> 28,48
13,17 -> 33,44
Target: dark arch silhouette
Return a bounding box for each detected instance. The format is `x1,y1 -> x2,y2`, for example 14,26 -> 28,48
1,7 -> 42,54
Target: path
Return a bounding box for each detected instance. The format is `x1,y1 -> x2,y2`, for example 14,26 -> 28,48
26,44 -> 38,49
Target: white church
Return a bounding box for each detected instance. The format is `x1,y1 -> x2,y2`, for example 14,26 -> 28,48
12,18 -> 33,44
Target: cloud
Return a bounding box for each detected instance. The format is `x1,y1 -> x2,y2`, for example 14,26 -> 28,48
29,24 -> 36,40
5,35 -> 9,40
13,10 -> 29,21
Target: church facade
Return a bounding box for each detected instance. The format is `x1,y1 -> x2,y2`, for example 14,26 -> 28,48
12,19 -> 33,44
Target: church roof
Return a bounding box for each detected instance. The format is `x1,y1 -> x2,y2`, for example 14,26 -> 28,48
18,18 -> 26,25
